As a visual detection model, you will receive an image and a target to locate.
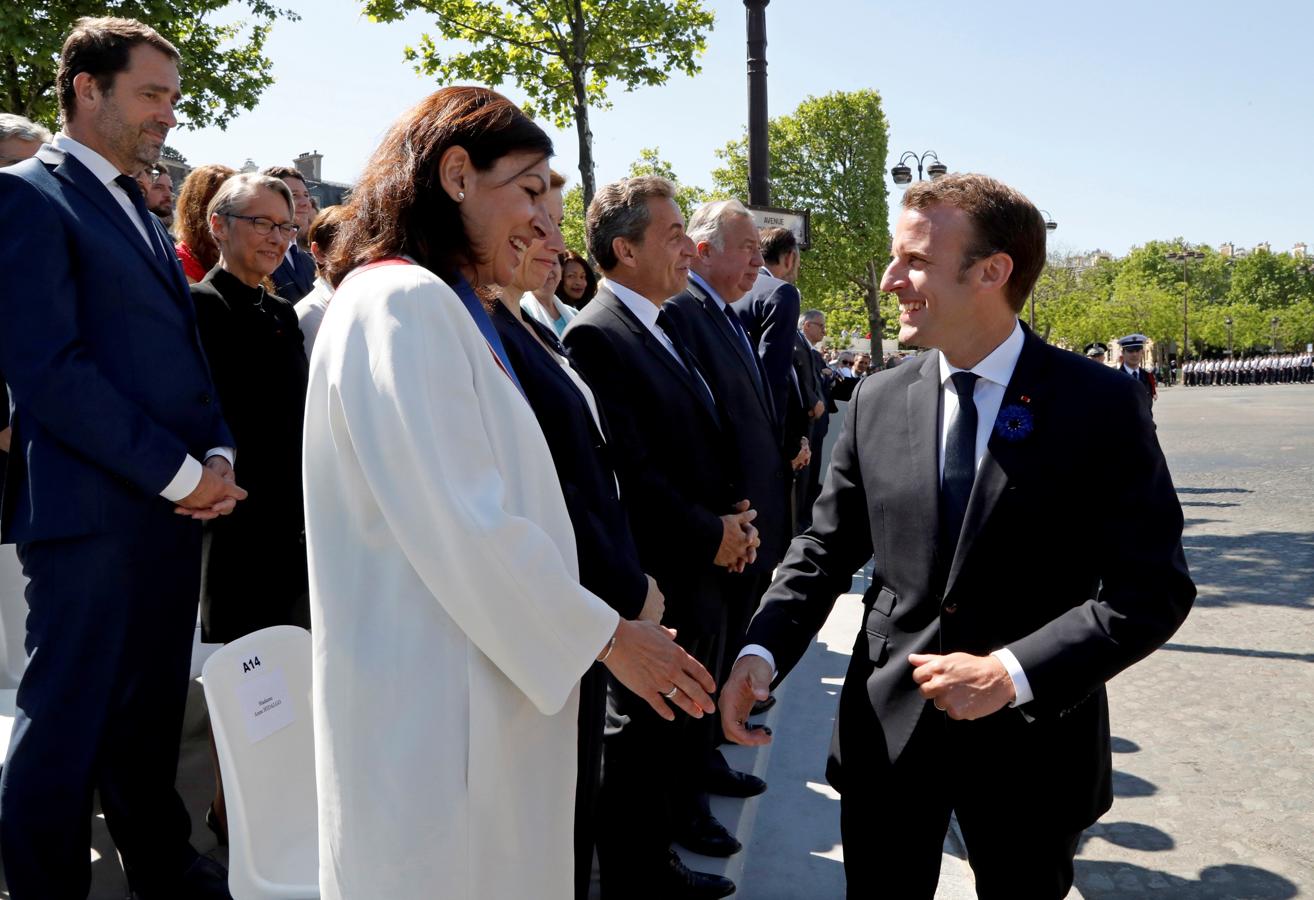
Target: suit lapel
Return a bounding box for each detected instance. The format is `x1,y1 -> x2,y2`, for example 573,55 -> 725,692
690,282 -> 775,424
906,352 -> 944,578
52,154 -> 180,296
944,330 -> 1049,595
597,289 -> 720,424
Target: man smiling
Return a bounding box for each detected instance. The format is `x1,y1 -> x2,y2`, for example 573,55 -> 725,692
723,173 -> 1194,898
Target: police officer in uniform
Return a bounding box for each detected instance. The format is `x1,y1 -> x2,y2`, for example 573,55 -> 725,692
1117,334 -> 1157,403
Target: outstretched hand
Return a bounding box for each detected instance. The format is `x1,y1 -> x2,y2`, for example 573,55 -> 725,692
602,619 -> 717,722
721,654 -> 774,747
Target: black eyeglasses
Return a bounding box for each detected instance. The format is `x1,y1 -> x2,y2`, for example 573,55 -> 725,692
226,214 -> 299,239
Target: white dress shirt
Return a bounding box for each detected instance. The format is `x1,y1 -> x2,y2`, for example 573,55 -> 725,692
604,278 -> 715,404
740,320 -> 1034,707
49,132 -> 233,502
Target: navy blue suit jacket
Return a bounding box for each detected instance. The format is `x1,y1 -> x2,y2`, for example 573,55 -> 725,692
731,269 -> 801,436
271,244 -> 317,303
0,150 -> 232,544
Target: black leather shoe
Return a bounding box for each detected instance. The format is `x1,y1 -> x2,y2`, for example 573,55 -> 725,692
750,694 -> 777,715
703,765 -> 767,798
657,849 -> 736,898
675,812 -> 742,857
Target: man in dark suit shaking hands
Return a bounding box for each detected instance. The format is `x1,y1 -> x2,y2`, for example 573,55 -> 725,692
0,18 -> 246,899
722,173 -> 1195,898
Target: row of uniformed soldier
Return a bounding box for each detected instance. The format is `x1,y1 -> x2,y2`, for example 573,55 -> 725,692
1182,353 -> 1314,386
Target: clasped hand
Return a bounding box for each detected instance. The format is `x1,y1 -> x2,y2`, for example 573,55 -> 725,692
909,652 -> 1015,720
715,499 -> 759,574
174,456 -> 248,520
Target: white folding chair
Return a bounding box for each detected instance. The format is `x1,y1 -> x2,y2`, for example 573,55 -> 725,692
202,625 -> 318,899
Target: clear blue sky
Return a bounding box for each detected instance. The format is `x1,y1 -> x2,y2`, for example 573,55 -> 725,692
169,0 -> 1314,257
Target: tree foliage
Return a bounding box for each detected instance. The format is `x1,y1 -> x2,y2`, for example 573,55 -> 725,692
559,146 -> 707,262
363,0 -> 714,212
0,1 -> 298,131
712,89 -> 891,342
1032,242 -> 1314,358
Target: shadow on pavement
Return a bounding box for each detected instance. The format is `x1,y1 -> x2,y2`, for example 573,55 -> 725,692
1161,643 -> 1314,663
1110,736 -> 1140,754
1182,530 -> 1314,610
1112,770 -> 1156,799
1175,487 -> 1254,495
1075,861 -> 1297,899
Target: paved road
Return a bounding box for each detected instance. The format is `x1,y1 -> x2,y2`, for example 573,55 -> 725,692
1071,385 -> 1314,898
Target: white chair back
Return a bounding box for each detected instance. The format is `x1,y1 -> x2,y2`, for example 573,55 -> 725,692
202,625 -> 318,899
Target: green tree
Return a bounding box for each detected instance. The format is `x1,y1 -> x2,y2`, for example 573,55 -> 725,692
558,146 -> 707,261
712,89 -> 891,341
363,0 -> 714,213
1,1 -> 299,131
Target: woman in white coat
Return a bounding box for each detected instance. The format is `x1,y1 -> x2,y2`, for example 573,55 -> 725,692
303,86 -> 717,900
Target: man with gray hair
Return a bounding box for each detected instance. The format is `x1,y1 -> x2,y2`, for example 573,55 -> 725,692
0,114 -> 51,167
564,176 -> 754,899
795,308 -> 834,528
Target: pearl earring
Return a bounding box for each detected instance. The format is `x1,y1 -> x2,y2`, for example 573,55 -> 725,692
457,190 -> 465,202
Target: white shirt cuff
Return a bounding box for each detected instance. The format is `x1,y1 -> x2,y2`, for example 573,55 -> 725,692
991,648 -> 1033,707
158,448 -> 236,503
160,455 -> 202,503
736,643 -> 778,678
205,446 -> 236,468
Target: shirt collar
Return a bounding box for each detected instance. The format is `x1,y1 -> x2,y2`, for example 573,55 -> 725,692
688,270 -> 728,310
937,319 -> 1025,389
602,277 -> 662,332
51,132 -> 125,185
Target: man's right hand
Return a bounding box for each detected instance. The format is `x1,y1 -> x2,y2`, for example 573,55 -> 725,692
175,458 -> 248,521
721,654 -> 774,746
810,400 -> 825,419
0,426 -> 10,454
601,619 -> 717,722
714,499 -> 759,573
637,574 -> 665,623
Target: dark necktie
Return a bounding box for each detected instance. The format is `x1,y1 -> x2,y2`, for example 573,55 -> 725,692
657,309 -> 716,406
113,174 -> 166,265
722,303 -> 767,395
940,371 -> 980,561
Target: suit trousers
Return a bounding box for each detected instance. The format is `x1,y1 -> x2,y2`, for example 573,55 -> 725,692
597,603 -> 725,899
574,662 -> 608,900
837,707 -> 1082,900
0,506 -> 202,899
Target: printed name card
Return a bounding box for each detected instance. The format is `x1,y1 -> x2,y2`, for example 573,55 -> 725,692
235,666 -> 296,744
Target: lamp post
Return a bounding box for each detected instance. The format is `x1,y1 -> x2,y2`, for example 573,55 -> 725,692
1271,316 -> 1280,352
1166,248 -> 1205,363
744,0 -> 771,206
890,150 -> 947,185
1224,315 -> 1234,357
1028,209 -> 1059,330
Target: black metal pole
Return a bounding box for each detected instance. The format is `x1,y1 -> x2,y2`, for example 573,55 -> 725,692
745,0 -> 770,206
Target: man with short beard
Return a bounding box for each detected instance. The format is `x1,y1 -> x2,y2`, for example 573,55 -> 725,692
135,165 -> 174,227
0,17 -> 245,899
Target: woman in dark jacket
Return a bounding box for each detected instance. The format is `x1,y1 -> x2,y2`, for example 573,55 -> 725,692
191,172 -> 311,839
490,173 -> 663,900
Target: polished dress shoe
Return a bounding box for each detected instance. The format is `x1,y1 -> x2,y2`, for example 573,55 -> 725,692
703,765 -> 767,798
675,811 -> 742,857
750,694 -> 777,715
131,854 -> 233,900
657,849 -> 736,898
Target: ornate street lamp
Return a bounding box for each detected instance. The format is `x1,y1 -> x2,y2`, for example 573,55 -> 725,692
1028,210 -> 1059,330
1224,315 -> 1234,357
1166,248 -> 1205,363
890,150 -> 947,185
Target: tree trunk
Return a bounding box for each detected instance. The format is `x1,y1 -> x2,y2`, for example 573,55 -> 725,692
568,2 -> 596,223
863,259 -> 884,352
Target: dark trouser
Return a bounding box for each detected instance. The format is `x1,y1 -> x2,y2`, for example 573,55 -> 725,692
0,508 -> 202,899
799,416 -> 830,530
597,603 -> 725,899
837,711 -> 1084,900
574,662 -> 607,900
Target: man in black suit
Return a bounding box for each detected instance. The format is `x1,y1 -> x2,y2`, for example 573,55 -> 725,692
564,175 -> 757,900
792,309 -> 831,530
0,18 -> 246,899
722,173 -> 1195,899
261,165 -> 316,302
664,200 -> 792,656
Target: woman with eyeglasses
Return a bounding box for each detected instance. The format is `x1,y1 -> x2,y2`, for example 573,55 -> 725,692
189,172 -> 311,838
